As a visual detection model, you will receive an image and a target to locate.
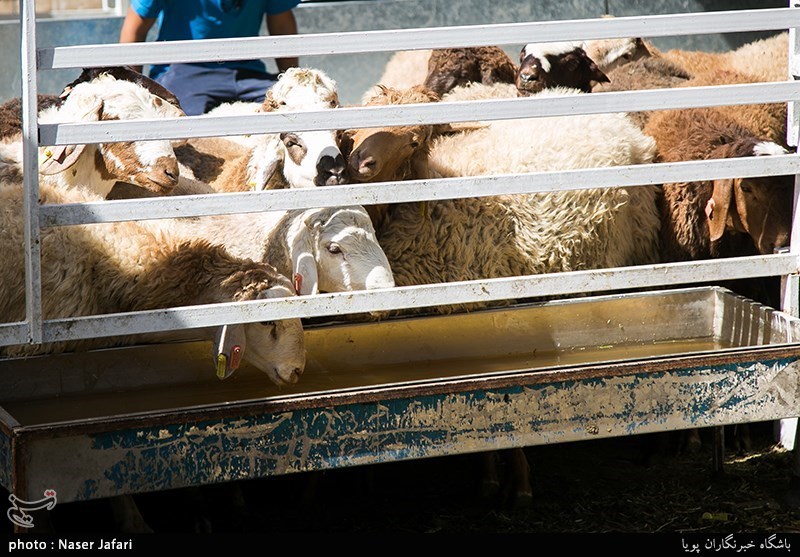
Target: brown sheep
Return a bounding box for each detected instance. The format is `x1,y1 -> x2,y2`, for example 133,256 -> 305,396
644,108 -> 791,264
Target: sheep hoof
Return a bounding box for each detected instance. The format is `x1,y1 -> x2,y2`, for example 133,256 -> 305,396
512,489 -> 534,509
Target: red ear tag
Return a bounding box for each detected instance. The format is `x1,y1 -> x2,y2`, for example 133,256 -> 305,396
230,345 -> 243,370
293,273 -> 303,295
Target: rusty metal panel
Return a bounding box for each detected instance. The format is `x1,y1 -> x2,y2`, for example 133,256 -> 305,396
18,355 -> 800,503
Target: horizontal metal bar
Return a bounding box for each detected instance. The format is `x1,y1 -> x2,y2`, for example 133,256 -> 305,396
39,8 -> 800,70
15,254 -> 797,347
39,82 -> 800,145
41,154 -> 800,227
0,322 -> 29,347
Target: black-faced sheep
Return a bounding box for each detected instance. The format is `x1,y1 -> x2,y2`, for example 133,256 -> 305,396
516,41 -> 609,95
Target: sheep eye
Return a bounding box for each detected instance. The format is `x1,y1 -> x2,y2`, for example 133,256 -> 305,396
410,141 -> 420,149
283,136 -> 300,148
740,183 -> 753,193
327,242 -> 342,254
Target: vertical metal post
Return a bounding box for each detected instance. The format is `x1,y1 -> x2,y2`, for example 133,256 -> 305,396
20,0 -> 43,345
785,1 -> 800,485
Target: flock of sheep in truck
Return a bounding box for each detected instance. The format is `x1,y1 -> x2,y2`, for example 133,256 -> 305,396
0,33 -> 792,400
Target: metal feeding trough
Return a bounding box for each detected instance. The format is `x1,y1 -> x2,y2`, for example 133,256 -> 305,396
2,286 -> 800,503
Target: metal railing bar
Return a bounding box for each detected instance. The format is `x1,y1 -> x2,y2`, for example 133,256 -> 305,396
40,154 -> 800,227
38,81 -> 800,145
39,8 -> 800,70
14,253 -> 797,346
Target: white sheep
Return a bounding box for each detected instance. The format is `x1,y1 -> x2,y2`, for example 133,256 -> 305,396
179,68 -> 346,191
184,205 -> 395,296
2,74 -> 184,198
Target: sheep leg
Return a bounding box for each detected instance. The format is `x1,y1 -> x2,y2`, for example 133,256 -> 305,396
683,428 -> 703,454
712,426 -> 725,476
479,451 -> 501,499
506,447 -> 533,508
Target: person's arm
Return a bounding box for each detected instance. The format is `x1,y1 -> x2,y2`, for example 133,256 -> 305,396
266,10 -> 299,73
119,7 -> 157,74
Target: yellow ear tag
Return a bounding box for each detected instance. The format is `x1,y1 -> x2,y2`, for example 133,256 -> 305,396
44,149 -> 53,158
248,181 -> 256,190
216,354 -> 228,379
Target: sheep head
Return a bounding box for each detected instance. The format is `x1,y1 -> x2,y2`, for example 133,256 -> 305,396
424,47 -> 518,96
345,85 -> 442,183
262,67 -> 339,112
516,42 -> 609,95
38,75 -> 181,197
581,37 -> 653,74
266,206 -> 395,301
706,140 -> 793,254
226,279 -> 306,386
249,68 -> 346,189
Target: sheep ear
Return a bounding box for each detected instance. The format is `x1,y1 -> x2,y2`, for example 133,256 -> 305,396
261,90 -> 281,113
288,220 -> 319,295
248,138 -> 283,191
338,130 -> 354,158
589,61 -> 610,84
38,144 -> 87,175
708,178 -> 734,242
410,151 -> 431,180
212,324 -> 247,380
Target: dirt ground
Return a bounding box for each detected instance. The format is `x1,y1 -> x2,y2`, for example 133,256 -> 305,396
26,421 -> 800,534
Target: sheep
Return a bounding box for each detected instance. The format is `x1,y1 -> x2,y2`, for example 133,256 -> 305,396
0,174 -> 306,385
0,95 -> 62,138
642,104 -> 792,455
584,32 -> 788,84
369,44 -> 606,101
423,47 -> 518,96
1,74 -> 183,198
644,107 -> 791,265
187,206 -> 394,296
516,41 -> 609,95
592,56 -> 691,129
109,175 -> 395,299
177,68 -> 347,192
60,66 -> 183,111
362,49 -> 433,103
345,85 -> 661,506
582,37 -> 654,74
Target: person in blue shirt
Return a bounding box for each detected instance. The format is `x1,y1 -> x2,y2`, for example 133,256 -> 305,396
120,0 -> 300,115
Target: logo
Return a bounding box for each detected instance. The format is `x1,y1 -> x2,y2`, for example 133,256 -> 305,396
7,489 -> 57,529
